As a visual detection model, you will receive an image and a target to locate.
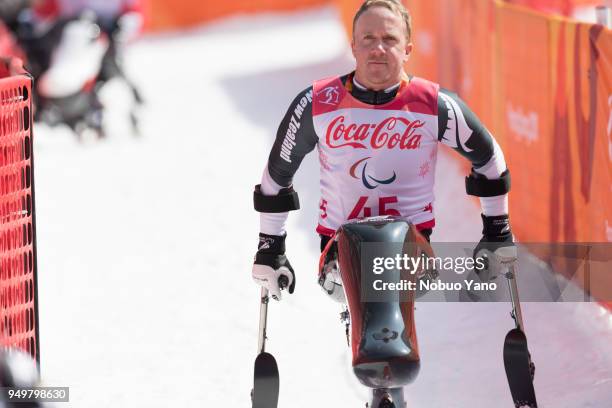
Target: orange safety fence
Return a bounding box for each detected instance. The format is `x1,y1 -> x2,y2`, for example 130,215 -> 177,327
145,0 -> 332,32
0,58 -> 40,365
142,0 -> 601,31
334,0 -> 611,308
506,0 -> 603,16
497,4 -> 611,307
496,4 -> 611,244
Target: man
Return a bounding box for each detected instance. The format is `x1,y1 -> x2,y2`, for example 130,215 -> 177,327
252,0 -> 513,301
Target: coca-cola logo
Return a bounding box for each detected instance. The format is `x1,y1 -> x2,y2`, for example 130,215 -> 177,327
325,115 -> 424,150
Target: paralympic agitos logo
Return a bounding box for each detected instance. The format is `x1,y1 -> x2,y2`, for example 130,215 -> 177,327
325,115 -> 424,150
350,157 -> 396,189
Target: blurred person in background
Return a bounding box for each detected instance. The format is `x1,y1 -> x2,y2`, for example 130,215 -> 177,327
0,0 -> 35,31
0,348 -> 44,408
0,0 -> 33,62
31,0 -> 144,90
251,0 -> 514,302
5,0 -> 145,138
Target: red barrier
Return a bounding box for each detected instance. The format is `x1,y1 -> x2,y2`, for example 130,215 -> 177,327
0,60 -> 39,364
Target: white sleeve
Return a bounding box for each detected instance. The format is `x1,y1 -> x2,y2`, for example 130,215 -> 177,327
259,167 -> 290,235
473,137 -> 509,217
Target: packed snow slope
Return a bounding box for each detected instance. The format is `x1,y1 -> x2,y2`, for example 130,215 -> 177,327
32,6 -> 612,407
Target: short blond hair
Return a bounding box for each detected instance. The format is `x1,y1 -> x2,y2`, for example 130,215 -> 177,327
352,0 -> 412,41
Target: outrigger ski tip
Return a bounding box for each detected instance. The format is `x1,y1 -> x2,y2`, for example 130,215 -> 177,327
252,286 -> 282,408
252,352 -> 279,408
504,328 -> 538,408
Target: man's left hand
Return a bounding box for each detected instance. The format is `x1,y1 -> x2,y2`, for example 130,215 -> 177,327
473,214 -> 515,273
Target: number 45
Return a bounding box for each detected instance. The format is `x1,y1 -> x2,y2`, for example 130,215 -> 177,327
348,196 -> 400,219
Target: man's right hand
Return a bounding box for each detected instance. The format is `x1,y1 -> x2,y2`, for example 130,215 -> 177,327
252,233 -> 295,300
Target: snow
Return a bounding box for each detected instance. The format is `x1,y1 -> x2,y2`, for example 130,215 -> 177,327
31,6 -> 612,407
573,5 -> 611,26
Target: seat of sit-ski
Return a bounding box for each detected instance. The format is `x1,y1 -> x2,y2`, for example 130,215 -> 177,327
336,217 -> 424,389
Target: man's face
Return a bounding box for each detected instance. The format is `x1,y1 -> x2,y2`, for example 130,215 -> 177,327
351,6 -> 413,90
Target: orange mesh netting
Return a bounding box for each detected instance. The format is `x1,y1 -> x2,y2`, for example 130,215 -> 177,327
0,60 -> 39,364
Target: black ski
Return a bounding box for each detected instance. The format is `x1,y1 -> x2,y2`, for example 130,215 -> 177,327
252,352 -> 279,408
503,328 -> 537,408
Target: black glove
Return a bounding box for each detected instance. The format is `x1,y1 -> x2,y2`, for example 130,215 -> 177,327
252,233 -> 296,300
473,214 -> 515,272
